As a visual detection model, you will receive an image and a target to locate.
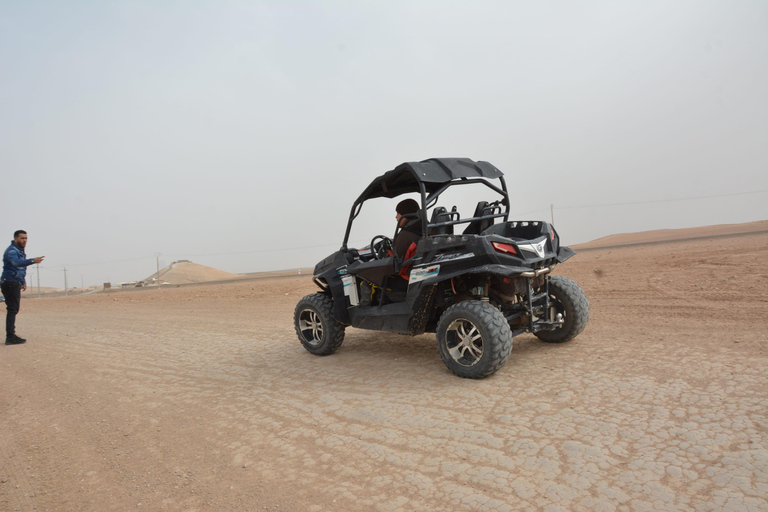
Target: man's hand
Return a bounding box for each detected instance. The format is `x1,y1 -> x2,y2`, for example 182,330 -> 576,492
34,256 -> 44,264
22,284 -> 27,291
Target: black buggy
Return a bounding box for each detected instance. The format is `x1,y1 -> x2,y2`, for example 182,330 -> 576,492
294,158 -> 589,378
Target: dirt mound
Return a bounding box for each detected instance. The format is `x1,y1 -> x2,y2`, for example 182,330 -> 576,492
149,260 -> 243,285
574,219 -> 768,249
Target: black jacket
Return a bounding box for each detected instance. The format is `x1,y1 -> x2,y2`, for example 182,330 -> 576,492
394,219 -> 422,259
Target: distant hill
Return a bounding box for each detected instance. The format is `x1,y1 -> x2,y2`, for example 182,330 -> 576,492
147,261 -> 243,285
573,220 -> 768,250
21,286 -> 64,295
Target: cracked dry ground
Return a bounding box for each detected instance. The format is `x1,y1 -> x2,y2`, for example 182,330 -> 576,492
1,233 -> 766,512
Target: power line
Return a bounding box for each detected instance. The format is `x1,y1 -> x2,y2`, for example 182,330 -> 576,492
555,188 -> 768,211
175,240 -> 372,259
36,240 -> 369,272
176,244 -> 337,258
512,208 -> 550,218
62,255 -> 155,268
511,188 -> 767,218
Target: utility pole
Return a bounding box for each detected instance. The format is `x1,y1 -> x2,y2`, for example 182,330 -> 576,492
36,263 -> 41,298
155,252 -> 161,288
81,275 -> 84,289
63,267 -> 68,296
550,204 -> 555,226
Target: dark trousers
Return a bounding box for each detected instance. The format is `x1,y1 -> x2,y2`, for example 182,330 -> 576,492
1,281 -> 22,337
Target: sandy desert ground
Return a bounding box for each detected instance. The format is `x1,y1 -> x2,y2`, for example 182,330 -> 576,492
1,226 -> 766,512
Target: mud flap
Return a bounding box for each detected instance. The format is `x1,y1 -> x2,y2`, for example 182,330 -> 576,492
407,284 -> 437,335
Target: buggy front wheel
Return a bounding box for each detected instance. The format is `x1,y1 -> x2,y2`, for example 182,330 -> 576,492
294,293 -> 345,355
436,300 -> 513,379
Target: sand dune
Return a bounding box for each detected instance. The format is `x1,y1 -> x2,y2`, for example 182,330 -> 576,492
573,219 -> 768,249
148,260 -> 243,285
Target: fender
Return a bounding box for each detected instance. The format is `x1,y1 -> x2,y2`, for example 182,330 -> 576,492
556,246 -> 576,263
408,263 -> 535,287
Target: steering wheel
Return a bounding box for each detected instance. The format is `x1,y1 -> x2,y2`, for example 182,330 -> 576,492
370,235 -> 393,260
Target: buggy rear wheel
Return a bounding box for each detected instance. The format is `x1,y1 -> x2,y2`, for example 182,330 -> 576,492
294,293 -> 345,355
436,300 -> 513,379
534,275 -> 589,343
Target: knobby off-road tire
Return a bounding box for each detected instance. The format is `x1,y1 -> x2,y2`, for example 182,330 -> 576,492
436,300 -> 513,379
534,275 -> 590,343
294,293 -> 345,355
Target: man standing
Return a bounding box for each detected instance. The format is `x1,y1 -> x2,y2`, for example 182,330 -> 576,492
1,230 -> 44,345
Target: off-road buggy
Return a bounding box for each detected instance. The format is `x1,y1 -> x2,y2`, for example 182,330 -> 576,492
294,158 -> 589,378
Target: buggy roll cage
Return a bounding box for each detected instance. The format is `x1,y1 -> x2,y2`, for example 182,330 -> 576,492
341,158 -> 511,251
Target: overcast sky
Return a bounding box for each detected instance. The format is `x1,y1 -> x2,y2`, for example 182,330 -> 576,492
2,0 -> 767,288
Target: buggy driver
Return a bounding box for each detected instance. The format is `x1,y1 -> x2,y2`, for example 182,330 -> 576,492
388,199 -> 423,289
394,199 -> 422,258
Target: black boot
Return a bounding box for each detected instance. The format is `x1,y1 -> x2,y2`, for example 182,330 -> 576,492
5,334 -> 26,345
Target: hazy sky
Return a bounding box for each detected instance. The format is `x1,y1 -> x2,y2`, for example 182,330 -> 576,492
2,1 -> 767,288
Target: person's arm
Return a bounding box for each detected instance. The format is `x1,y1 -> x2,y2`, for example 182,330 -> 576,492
6,248 -> 33,267
6,248 -> 41,267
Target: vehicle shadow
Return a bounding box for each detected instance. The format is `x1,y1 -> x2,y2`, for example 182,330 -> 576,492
323,329 -> 570,378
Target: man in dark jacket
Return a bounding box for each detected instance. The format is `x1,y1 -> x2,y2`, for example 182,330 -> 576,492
393,198 -> 422,259
2,230 -> 45,345
387,199 -> 423,292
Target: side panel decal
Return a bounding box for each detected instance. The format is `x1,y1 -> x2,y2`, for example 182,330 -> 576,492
410,265 -> 440,283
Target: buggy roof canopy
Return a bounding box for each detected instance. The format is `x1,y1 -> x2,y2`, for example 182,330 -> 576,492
356,158 -> 504,202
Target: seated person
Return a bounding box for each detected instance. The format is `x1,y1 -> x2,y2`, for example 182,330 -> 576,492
389,199 -> 423,291
394,198 -> 422,257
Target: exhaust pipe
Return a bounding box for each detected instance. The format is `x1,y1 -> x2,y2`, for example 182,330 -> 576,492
520,266 -> 554,278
